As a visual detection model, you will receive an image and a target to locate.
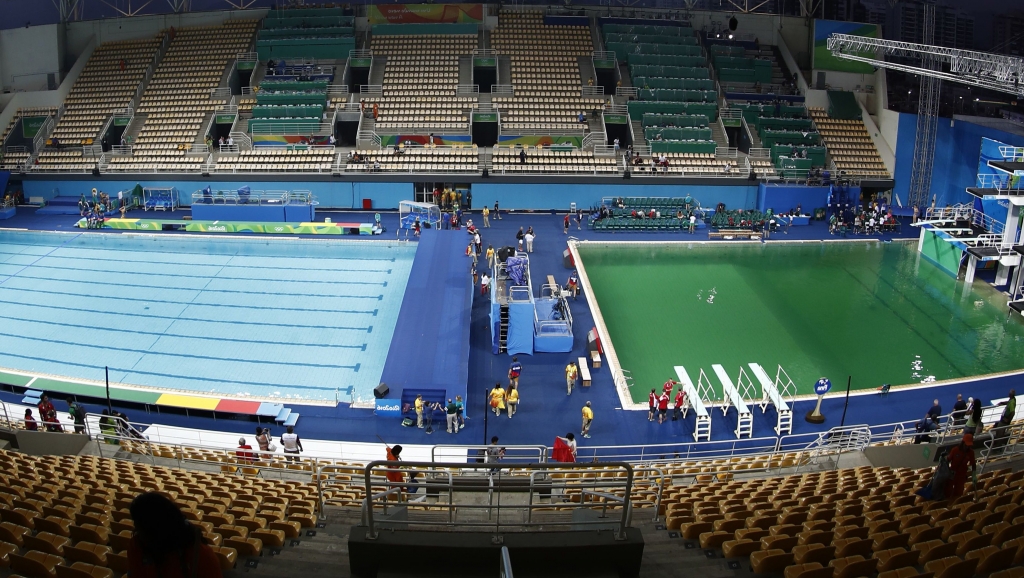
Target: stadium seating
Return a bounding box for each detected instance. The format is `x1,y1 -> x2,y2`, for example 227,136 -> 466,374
0,448 -> 318,574
493,10 -> 601,132
48,38 -> 162,145
365,35 -> 477,133
215,147 -> 336,172
127,21 -> 258,171
492,146 -> 618,175
668,465 -> 1024,578
808,107 -> 890,179
345,146 -> 478,173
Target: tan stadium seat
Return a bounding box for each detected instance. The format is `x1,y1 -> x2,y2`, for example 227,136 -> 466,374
63,542 -> 111,566
874,547 -> 920,573
966,545 -> 1014,574
923,556 -> 976,578
0,523 -> 31,547
224,536 -> 262,557
723,539 -> 761,559
23,532 -> 70,556
750,549 -> 793,574
784,562 -> 834,578
55,562 -> 114,578
10,551 -> 63,578
834,537 -> 873,559
906,524 -> 942,546
0,540 -> 18,566
829,554 -> 877,578
210,545 -> 237,571
793,544 -> 835,566
913,540 -> 958,565
992,567 -> 1024,578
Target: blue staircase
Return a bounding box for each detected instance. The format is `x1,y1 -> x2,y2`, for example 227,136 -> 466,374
274,406 -> 300,427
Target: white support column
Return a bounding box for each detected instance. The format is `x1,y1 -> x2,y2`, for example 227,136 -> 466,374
965,255 -> 978,284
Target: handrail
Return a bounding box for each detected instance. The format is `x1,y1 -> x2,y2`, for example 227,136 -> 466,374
431,445 -> 548,463
616,87 -> 638,99
581,85 -> 606,97
349,49 -> 372,59
359,85 -> 382,97
593,51 -> 616,61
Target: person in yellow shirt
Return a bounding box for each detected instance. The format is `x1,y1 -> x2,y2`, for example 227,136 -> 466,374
489,383 -> 507,417
581,401 -> 593,439
414,394 -> 424,428
482,206 -> 490,228
485,245 -> 495,268
507,385 -> 519,418
565,362 -> 578,395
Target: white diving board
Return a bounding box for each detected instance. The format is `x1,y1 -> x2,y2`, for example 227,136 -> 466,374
674,366 -> 711,441
749,363 -> 793,435
711,364 -> 753,439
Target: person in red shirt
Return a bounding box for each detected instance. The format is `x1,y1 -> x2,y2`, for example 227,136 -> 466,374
385,444 -> 409,494
657,392 -> 670,424
236,438 -> 256,463
24,409 -> 37,431
673,388 -> 686,421
662,379 -> 677,395
648,389 -> 657,422
37,394 -> 62,432
128,492 -> 222,578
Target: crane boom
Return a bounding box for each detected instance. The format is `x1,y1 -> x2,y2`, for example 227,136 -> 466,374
827,34 -> 1024,97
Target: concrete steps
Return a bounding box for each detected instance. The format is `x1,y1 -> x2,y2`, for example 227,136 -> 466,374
631,119 -> 648,149
711,118 -> 729,149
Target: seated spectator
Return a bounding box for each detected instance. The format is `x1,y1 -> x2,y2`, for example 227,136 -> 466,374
24,409 -> 37,431
578,112 -> 586,123
128,492 -> 222,578
236,438 -> 256,463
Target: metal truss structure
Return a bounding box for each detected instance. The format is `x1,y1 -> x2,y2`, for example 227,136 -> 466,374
826,35 -> 1024,98
909,3 -> 939,210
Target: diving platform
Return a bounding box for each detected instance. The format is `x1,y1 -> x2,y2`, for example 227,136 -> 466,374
77,217 -> 382,235
988,160 -> 1024,174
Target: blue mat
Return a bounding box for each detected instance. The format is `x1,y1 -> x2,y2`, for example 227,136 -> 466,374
37,196 -> 84,215
378,229 -> 472,413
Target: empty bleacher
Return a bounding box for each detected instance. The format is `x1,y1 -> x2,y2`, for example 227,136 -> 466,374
256,7 -> 355,61
809,107 -> 891,179
215,147 -> 336,172
493,10 -> 601,133
128,21 -> 258,172
366,34 -> 477,133
346,145 -> 478,173
0,448 -> 319,575
666,465 -> 1024,578
47,38 -> 161,146
492,146 -> 618,175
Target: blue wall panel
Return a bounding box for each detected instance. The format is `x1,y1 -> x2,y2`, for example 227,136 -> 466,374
758,184 -> 832,213
470,183 -> 759,211
23,180 -> 758,211
895,114 -> 1024,209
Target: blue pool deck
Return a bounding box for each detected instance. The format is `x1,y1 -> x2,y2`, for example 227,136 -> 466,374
0,230 -> 415,403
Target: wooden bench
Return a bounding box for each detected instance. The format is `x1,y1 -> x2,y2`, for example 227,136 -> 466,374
590,350 -> 601,369
546,275 -> 557,287
708,229 -> 759,240
578,357 -> 591,387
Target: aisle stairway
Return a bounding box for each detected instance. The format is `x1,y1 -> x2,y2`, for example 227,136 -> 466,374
711,119 -> 728,149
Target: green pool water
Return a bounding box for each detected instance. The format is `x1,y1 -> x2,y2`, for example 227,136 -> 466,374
578,241 -> 1024,405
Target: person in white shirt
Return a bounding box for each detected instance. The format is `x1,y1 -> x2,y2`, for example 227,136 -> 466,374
524,231 -> 535,253
480,273 -> 490,296
689,214 -> 696,234
557,433 -> 577,460
226,136 -> 234,146
280,425 -> 303,462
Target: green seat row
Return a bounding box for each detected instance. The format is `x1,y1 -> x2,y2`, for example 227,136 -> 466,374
638,89 -> 716,103
758,117 -> 814,131
709,45 -> 745,57
255,92 -> 329,105
650,141 -> 717,154
633,77 -> 714,91
605,33 -> 700,46
759,128 -> 821,148
251,104 -> 325,119
267,8 -> 351,19
630,65 -> 710,79
641,113 -> 709,128
602,24 -> 694,36
628,101 -> 719,122
645,127 -> 713,141
256,37 -> 356,61
247,118 -> 321,132
628,54 -> 707,67
770,145 -> 826,166
258,80 -> 329,92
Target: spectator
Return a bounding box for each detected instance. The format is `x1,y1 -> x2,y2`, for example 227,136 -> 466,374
236,438 -> 256,463
587,77 -> 594,86
689,213 -> 697,234
581,401 -> 593,439
66,398 -> 86,434
255,427 -> 274,454
516,227 -> 525,251
445,398 -> 459,433
280,425 -> 303,462
38,394 -> 61,432
524,229 -> 535,252
482,205 -> 490,227
128,492 -> 221,578
965,397 -> 983,434
24,409 -> 37,431
494,200 -> 502,220
385,444 -> 408,492
945,434 -> 976,499
519,148 -> 527,164
554,433 -> 577,462
648,389 -> 657,422
98,410 -> 118,443
567,270 -> 579,300
926,399 -> 942,422
578,111 -> 586,123
486,436 -> 505,474
998,389 -> 1017,426
480,272 -> 490,295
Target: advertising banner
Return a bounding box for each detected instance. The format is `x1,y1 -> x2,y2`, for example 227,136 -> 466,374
368,4 -> 483,25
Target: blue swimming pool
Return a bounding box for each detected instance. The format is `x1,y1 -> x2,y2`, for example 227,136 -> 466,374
0,230 -> 416,403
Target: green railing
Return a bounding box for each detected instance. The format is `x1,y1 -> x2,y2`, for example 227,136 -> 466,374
638,89 -> 716,102
629,65 -> 710,79
627,101 -> 718,122
641,113 -> 709,128
645,127 -> 713,141
631,77 -> 714,91
627,54 -> 706,67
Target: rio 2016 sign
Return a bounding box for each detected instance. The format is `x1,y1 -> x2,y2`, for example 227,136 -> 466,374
814,378 -> 832,396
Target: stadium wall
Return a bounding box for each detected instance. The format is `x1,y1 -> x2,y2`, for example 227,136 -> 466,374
894,114 -> 1024,208
1,24 -> 64,93
21,179 -> 760,211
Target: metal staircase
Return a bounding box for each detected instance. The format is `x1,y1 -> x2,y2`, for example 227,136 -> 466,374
498,304 -> 509,353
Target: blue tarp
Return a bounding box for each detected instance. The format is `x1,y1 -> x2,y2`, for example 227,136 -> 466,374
506,256 -> 527,286
506,302 -> 534,356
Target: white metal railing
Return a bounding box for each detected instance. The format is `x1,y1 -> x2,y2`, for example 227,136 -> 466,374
32,116 -> 55,152
191,144 -> 210,155
749,147 -> 770,158
997,145 -> 1024,162
349,49 -> 372,59
457,85 -> 480,97
357,130 -> 382,148
216,105 -> 238,115
719,108 -> 741,121
582,132 -> 595,150
492,84 -> 514,95
593,51 -> 615,61
327,85 -> 350,97
616,87 -> 638,99
593,144 -> 617,156
360,85 -> 383,97
228,132 -> 252,150
716,147 -> 738,158
82,144 -> 103,157
249,122 -> 332,136
236,51 -> 258,63
473,48 -> 496,57
605,103 -> 627,116
111,145 -> 132,156
977,172 -> 1024,192
581,86 -> 606,98
241,87 -> 253,96
925,204 -> 1005,235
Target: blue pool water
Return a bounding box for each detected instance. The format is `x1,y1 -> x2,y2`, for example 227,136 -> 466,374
0,231 -> 416,403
